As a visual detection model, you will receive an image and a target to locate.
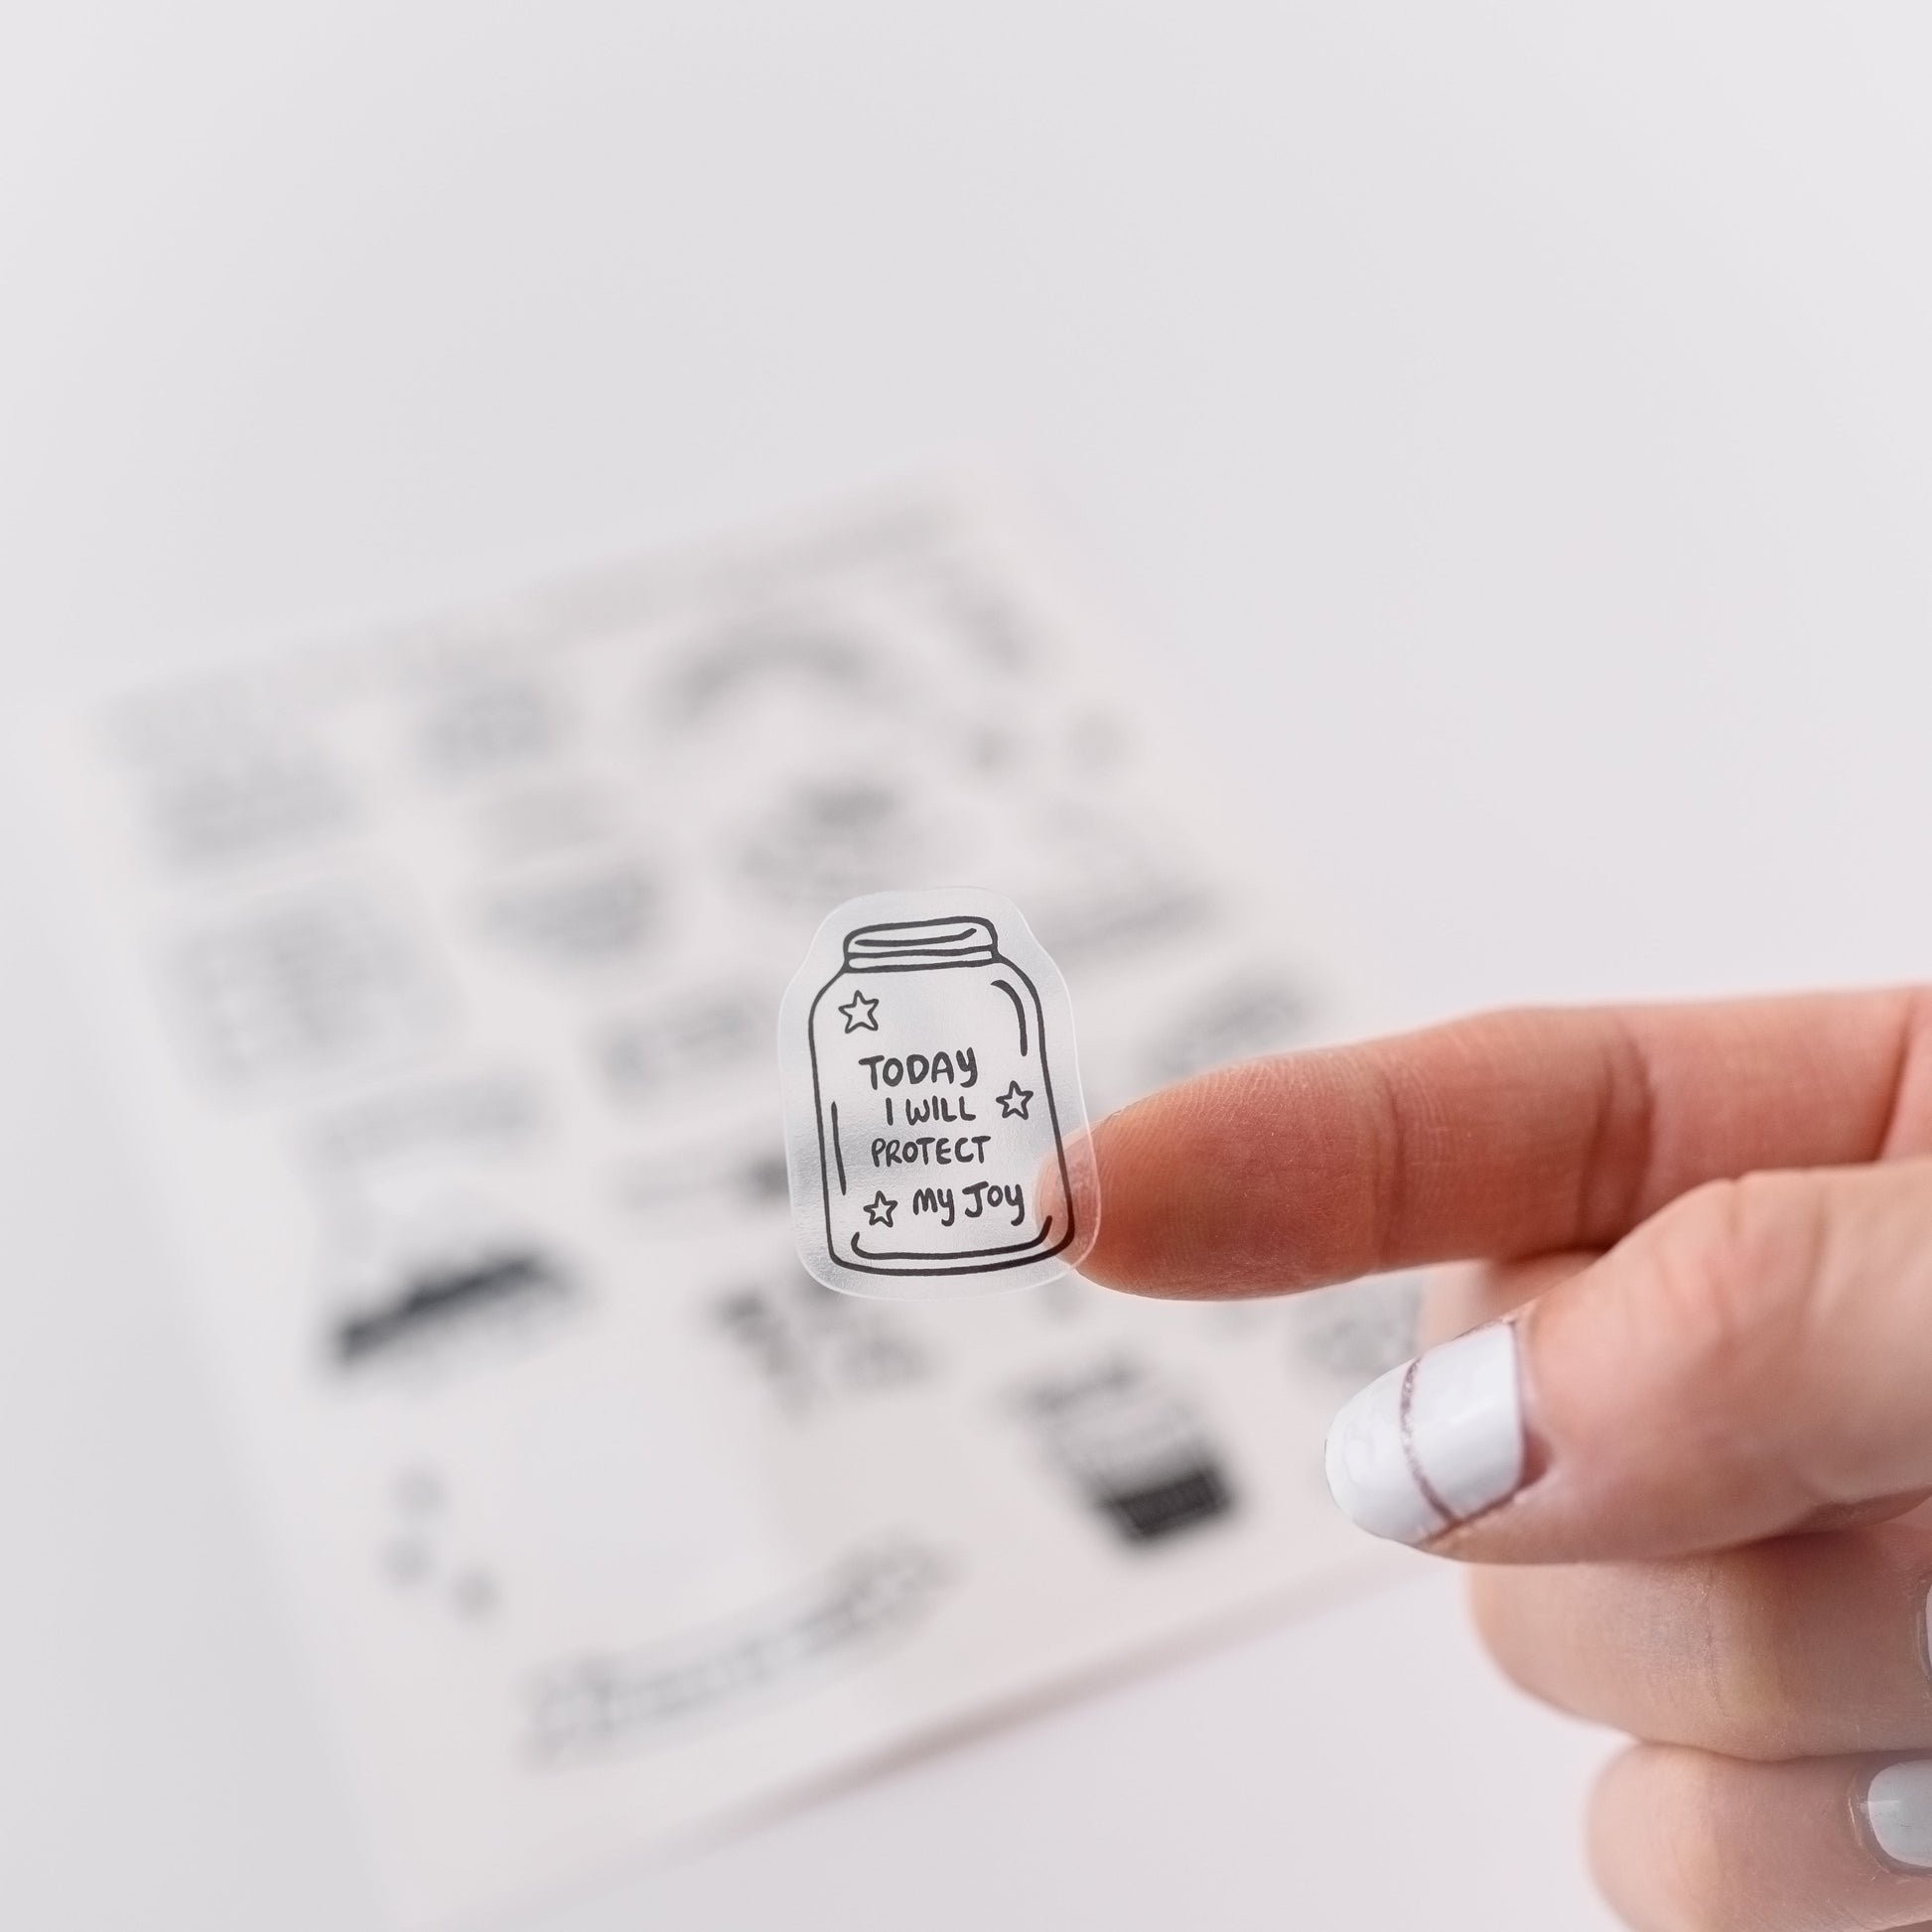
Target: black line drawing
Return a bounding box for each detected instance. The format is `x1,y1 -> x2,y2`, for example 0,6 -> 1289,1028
108,680 -> 352,869
300,1075 -> 580,1378
378,1465 -> 501,1623
593,991 -> 764,1105
803,913 -> 1077,1280
480,855 -> 662,967
651,622 -> 894,731
335,1242 -> 572,1368
615,1132 -> 790,1224
927,576 -> 1036,674
733,779 -> 936,915
306,1072 -> 542,1170
524,1538 -> 948,1763
468,783 -> 625,864
1288,1272 -> 1424,1388
837,988 -> 879,1033
414,670 -> 563,779
1013,1358 -> 1237,1546
709,1264 -> 931,1416
1023,811 -> 1215,964
1141,972 -> 1315,1086
166,887 -> 447,1089
323,1198 -> 578,1376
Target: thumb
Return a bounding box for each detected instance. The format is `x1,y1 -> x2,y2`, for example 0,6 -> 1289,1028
1324,1158 -> 1932,1561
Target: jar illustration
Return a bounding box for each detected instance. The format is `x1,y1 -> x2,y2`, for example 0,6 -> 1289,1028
781,892 -> 1095,1297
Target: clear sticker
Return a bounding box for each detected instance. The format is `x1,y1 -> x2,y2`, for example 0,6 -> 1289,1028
779,889 -> 1099,1300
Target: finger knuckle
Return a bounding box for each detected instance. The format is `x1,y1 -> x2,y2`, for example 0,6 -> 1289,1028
1474,1555 -> 1803,1759
1688,1548 -> 1800,1759
1644,1173 -> 1828,1410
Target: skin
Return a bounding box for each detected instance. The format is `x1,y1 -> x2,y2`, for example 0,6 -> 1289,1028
1082,986 -> 1932,1931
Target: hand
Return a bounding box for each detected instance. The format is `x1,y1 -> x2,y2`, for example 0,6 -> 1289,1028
1083,989 -> 1932,1932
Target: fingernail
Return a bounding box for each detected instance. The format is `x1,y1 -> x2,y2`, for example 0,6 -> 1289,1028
1323,1320 -> 1526,1544
1864,1761 -> 1932,1869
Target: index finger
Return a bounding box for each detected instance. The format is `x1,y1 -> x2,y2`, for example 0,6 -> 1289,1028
1082,987 -> 1932,1296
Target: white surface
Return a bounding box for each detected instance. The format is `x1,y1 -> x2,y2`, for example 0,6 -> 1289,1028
7,4 -> 1932,1928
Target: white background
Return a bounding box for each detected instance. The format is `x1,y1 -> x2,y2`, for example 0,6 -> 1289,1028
5,5 -> 1932,1927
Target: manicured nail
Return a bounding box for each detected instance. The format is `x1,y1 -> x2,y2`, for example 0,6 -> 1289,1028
1323,1321 -> 1526,1544
1864,1761 -> 1932,1869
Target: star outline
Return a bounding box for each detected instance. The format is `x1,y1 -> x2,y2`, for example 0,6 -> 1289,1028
838,988 -> 880,1034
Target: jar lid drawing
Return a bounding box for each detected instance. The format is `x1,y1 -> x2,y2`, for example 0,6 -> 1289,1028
778,889 -> 1099,1299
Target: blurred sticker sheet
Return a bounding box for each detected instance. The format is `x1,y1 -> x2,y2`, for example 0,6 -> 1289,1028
32,486 -> 1412,1930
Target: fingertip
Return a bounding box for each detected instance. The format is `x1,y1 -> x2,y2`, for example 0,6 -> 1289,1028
1076,1086 -> 1202,1294
1078,1061 -> 1329,1296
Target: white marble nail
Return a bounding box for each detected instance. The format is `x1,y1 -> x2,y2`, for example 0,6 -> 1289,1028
1323,1321 -> 1526,1545
1865,1761 -> 1932,1869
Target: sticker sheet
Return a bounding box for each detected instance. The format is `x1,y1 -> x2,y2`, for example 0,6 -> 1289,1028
29,486 -> 1415,1931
